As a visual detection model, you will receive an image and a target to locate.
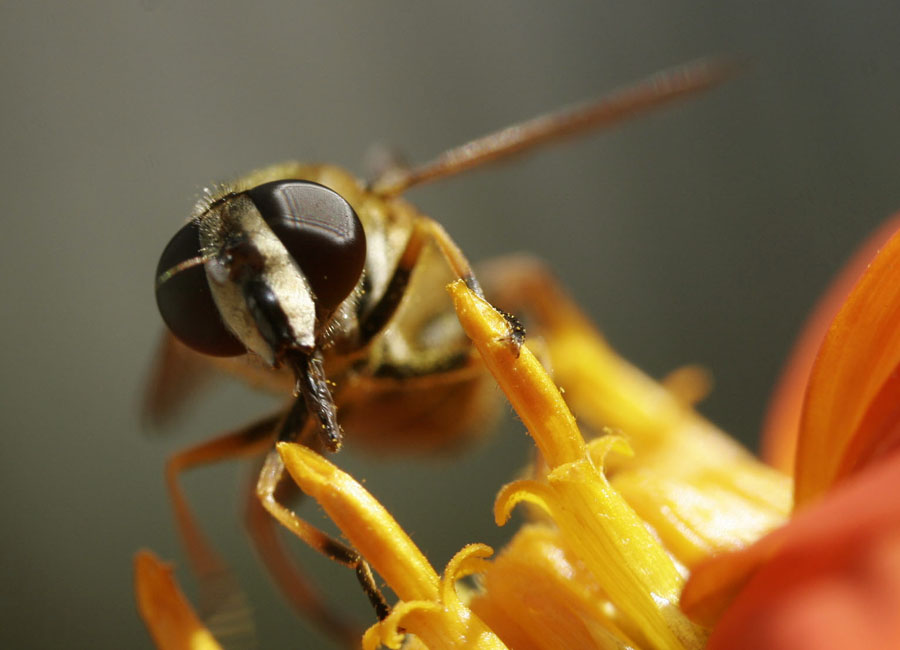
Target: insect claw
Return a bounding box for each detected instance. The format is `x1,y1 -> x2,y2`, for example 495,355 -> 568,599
498,309 -> 526,358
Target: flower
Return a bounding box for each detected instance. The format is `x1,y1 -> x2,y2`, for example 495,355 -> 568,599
136,215 -> 900,649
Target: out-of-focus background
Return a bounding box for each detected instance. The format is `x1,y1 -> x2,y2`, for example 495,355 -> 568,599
2,2 -> 898,648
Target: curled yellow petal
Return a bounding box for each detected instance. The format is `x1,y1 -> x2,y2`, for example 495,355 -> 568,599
134,550 -> 223,650
493,479 -> 556,526
441,543 -> 495,608
362,601 -> 441,650
586,434 -> 636,466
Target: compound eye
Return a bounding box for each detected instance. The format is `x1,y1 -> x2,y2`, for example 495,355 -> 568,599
247,180 -> 366,314
155,220 -> 245,357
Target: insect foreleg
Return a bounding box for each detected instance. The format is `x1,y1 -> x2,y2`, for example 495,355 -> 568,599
255,450 -> 391,622
417,217 -> 485,297
243,467 -> 362,646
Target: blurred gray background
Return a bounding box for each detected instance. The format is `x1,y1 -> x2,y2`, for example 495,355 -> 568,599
2,2 -> 898,648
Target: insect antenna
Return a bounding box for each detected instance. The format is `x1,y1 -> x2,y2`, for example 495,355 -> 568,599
371,58 -> 736,196
155,252 -> 214,289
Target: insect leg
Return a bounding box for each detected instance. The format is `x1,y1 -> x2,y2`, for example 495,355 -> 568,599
165,413 -> 278,639
421,217 -> 525,350
255,449 -> 391,622
418,217 -> 485,296
243,466 -> 361,646
359,216 -> 504,345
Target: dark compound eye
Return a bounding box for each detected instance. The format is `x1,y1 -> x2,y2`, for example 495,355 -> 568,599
155,220 -> 246,357
247,180 -> 366,315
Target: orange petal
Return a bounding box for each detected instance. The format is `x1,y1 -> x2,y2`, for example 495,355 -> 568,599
682,450 -> 900,646
689,450 -> 900,649
794,217 -> 900,505
134,550 -> 223,650
835,365 -> 900,481
761,214 -> 900,474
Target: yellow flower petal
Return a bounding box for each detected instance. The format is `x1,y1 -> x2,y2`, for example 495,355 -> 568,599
544,444 -> 705,649
277,440 -> 439,603
470,524 -> 636,650
447,280 -> 585,468
612,470 -> 786,569
134,550 -> 223,650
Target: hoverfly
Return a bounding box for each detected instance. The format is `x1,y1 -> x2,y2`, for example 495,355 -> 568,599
146,59 -> 731,645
